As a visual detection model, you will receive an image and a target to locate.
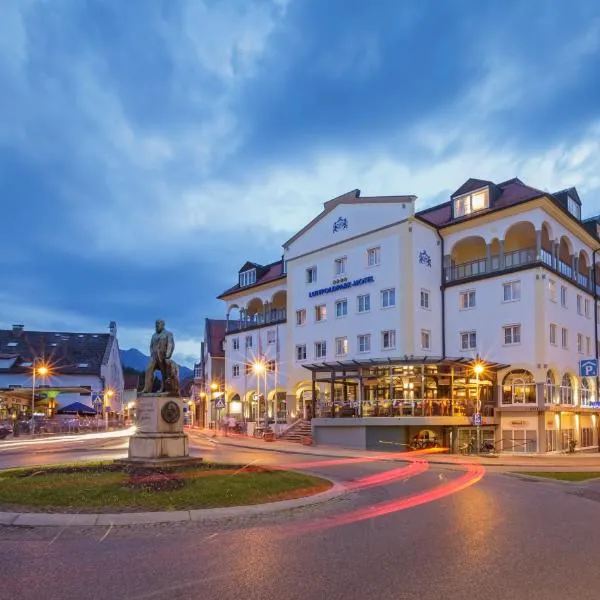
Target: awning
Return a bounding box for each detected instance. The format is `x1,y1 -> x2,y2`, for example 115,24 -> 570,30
57,402 -> 97,415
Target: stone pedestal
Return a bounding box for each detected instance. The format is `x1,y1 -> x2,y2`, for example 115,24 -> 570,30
120,394 -> 199,467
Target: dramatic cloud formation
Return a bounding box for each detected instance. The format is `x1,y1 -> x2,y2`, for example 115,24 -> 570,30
1,0 -> 600,364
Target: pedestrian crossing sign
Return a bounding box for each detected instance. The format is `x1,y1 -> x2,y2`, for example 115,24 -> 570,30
215,397 -> 226,409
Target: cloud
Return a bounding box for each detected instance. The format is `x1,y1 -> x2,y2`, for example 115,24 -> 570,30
1,0 -> 600,366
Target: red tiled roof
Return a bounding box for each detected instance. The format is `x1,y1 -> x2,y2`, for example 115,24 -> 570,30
218,260 -> 285,299
205,319 -> 227,357
417,178 -> 546,227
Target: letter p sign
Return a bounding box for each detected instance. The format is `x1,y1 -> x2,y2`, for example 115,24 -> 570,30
579,359 -> 598,377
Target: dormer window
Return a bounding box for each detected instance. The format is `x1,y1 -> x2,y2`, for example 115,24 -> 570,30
567,195 -> 581,219
239,269 -> 257,287
453,188 -> 489,218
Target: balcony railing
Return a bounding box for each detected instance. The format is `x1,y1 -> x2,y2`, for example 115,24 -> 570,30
446,247 -> 536,282
447,247 -> 595,294
227,308 -> 287,332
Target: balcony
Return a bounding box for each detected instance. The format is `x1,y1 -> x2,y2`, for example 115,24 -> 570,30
227,308 -> 287,332
445,248 -> 536,283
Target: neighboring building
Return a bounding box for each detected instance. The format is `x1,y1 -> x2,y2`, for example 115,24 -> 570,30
218,261 -> 287,425
0,322 -> 124,418
192,318 -> 228,427
216,178 -> 600,453
122,373 -> 139,423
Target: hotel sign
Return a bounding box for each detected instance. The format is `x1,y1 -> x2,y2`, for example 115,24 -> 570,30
309,275 -> 374,298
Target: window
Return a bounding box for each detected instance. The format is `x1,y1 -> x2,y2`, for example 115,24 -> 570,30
382,330 -> 396,350
549,280 -> 557,302
239,269 -> 257,287
381,288 -> 396,308
587,336 -> 592,355
421,329 -> 431,350
232,338 -> 240,350
561,327 -> 568,349
296,345 -> 307,361
578,333 -> 583,354
550,324 -> 557,346
335,337 -> 349,356
357,294 -> 371,313
577,294 -> 583,315
357,334 -> 371,353
245,335 -> 253,348
315,304 -> 327,322
334,257 -> 346,276
245,364 -> 252,375
503,325 -> 521,345
296,309 -> 306,326
306,267 -> 317,284
459,290 -> 475,309
315,341 -> 326,359
367,247 -> 380,266
503,281 -> 521,302
266,360 -> 276,373
420,289 -> 430,309
267,330 -> 276,344
460,331 -> 477,350
560,285 -> 567,307
585,298 -> 591,318
453,188 -> 489,218
335,299 -> 348,318
567,195 -> 581,219
232,364 -> 240,377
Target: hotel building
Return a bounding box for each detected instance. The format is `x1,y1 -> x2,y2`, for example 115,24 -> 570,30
217,178 -> 600,453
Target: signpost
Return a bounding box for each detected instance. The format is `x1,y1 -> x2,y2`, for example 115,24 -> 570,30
473,412 -> 482,427
215,396 -> 225,433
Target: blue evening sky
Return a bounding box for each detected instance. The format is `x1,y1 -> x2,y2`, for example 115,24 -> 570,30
1,0 -> 600,366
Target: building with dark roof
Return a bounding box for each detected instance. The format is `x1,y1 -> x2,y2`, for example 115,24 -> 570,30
0,322 -> 124,418
213,177 -> 600,453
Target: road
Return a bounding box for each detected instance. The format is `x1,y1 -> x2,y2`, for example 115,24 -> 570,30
1,432 -> 600,600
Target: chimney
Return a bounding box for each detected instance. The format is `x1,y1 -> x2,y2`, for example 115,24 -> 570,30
12,324 -> 24,336
109,321 -> 117,336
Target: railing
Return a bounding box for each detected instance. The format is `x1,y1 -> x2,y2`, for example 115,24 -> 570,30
558,260 -> 572,278
577,272 -> 589,288
503,247 -> 536,268
540,248 -> 553,268
446,258 -> 487,281
227,309 -> 287,332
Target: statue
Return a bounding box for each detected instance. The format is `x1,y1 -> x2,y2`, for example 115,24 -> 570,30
143,319 -> 180,395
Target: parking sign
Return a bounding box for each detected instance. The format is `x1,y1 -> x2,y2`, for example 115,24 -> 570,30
472,413 -> 482,426
579,359 -> 597,377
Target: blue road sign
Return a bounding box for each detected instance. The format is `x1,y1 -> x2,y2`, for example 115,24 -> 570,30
579,359 -> 598,377
215,397 -> 226,409
472,413 -> 482,427
92,392 -> 103,405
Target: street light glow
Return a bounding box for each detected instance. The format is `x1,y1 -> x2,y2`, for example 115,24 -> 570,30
36,365 -> 49,376
210,382 -> 219,391
474,363 -> 484,376
252,361 -> 265,374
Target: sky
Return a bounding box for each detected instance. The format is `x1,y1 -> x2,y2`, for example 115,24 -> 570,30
1,0 -> 600,367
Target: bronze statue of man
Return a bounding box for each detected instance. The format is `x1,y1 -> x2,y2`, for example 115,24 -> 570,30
143,319 -> 180,395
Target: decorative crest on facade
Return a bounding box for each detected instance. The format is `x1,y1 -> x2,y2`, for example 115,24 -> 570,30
418,250 -> 432,267
332,216 -> 348,233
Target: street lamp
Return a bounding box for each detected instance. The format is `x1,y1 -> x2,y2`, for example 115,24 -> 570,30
252,360 -> 268,427
31,361 -> 50,436
473,362 -> 484,453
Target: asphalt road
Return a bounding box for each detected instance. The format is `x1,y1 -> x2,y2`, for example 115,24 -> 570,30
1,433 -> 600,600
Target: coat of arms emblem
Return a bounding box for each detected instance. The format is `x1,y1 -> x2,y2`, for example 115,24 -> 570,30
332,216 -> 348,233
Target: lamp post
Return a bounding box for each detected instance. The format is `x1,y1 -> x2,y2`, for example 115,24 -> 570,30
474,362 -> 484,453
31,361 -> 49,436
252,360 -> 268,428
105,388 -> 114,430
210,381 -> 220,433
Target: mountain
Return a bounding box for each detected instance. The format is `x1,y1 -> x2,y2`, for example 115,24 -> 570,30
120,349 -> 193,381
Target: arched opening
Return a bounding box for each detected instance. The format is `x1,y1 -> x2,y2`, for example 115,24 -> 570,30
502,370 -> 536,404
558,236 -> 573,278
269,290 -> 287,323
545,369 -> 558,404
229,393 -> 242,415
578,250 -> 590,287
504,222 -> 536,267
560,373 -> 574,405
489,238 -> 501,270
227,303 -> 243,330
580,378 -> 592,406
246,297 -> 265,325
449,236 -> 487,280
540,223 -> 553,267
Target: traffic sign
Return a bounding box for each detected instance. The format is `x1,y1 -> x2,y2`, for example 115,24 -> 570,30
215,397 -> 226,409
472,413 -> 482,427
579,359 -> 598,377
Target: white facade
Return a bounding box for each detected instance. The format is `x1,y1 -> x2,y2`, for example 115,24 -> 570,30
216,180 -> 600,453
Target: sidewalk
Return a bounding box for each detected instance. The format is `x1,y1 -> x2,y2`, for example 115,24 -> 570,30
187,428 -> 600,469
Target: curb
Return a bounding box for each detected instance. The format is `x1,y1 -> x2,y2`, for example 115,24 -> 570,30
197,435 -> 600,469
0,481 -> 346,528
